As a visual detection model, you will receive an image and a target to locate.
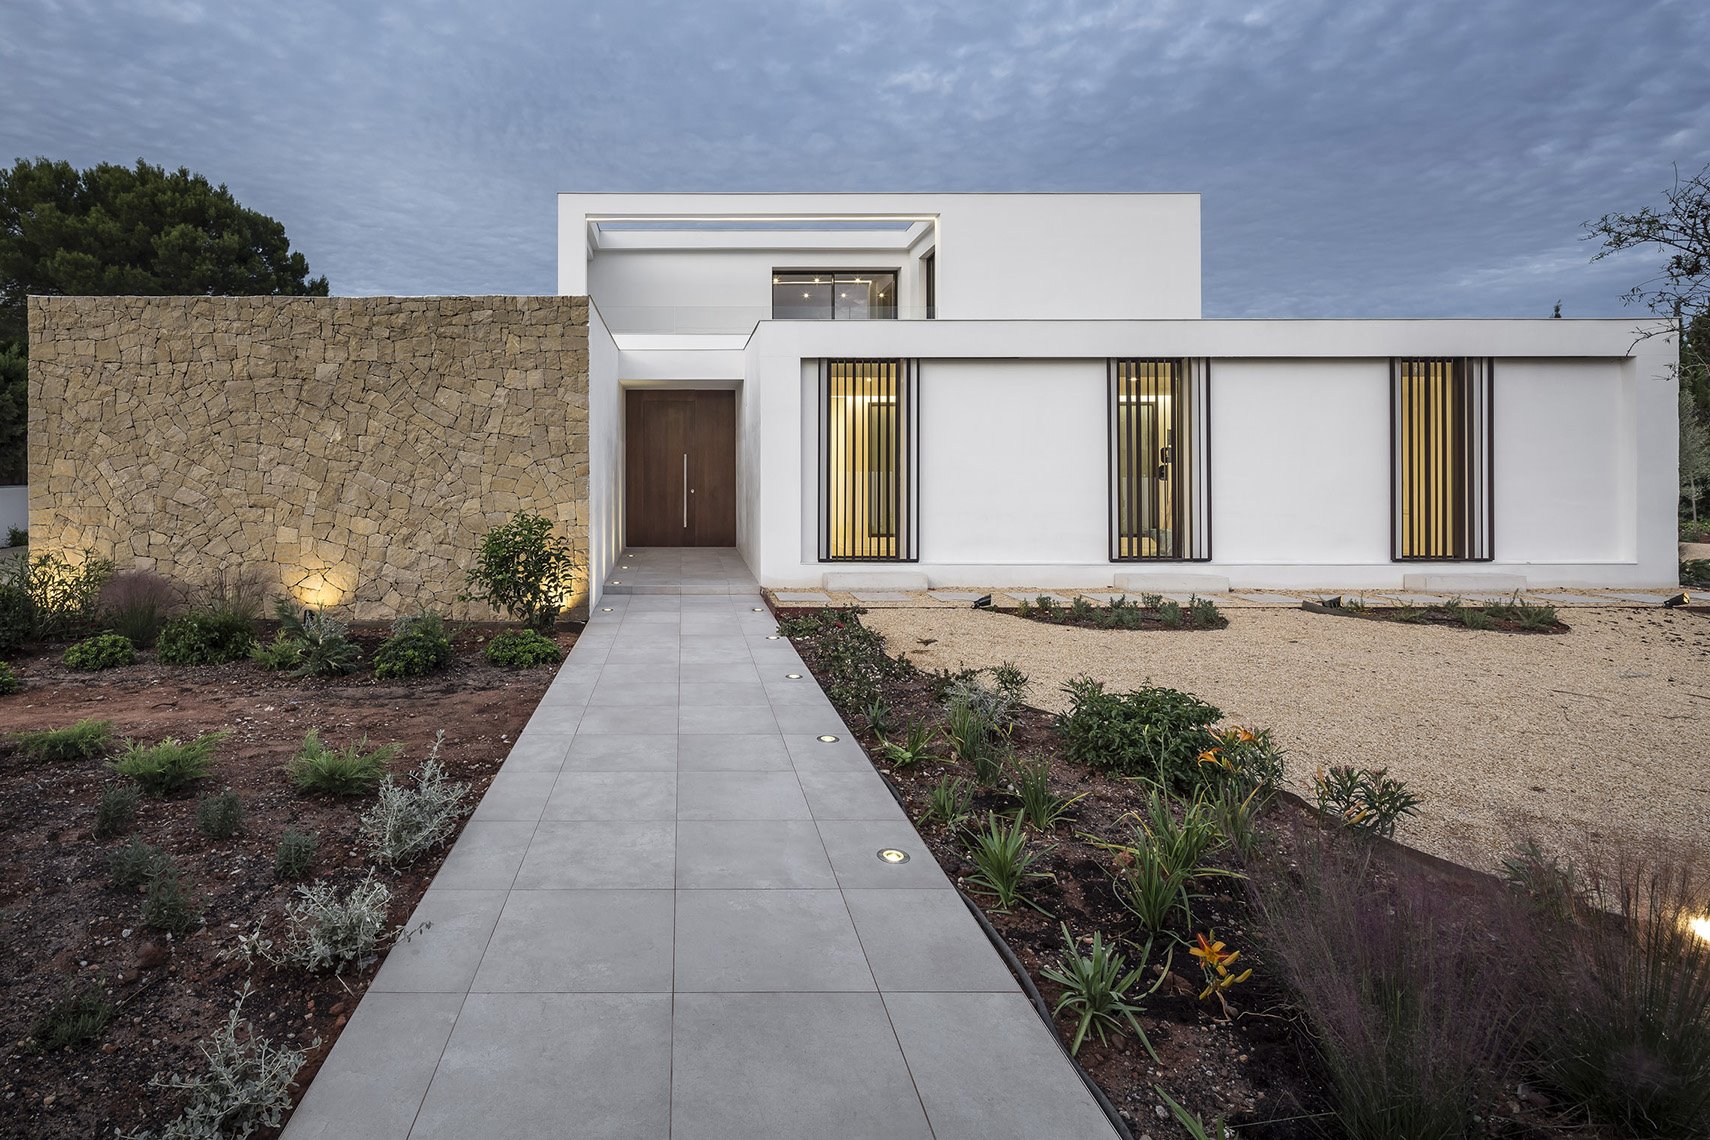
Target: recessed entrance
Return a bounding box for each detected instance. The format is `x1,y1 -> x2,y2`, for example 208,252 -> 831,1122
625,390 -> 736,547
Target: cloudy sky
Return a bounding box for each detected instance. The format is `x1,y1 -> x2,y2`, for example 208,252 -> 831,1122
4,0 -> 1706,317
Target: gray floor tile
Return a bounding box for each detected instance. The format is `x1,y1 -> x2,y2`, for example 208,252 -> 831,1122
676,733 -> 792,771
411,993 -> 672,1140
278,992 -> 463,1140
677,771 -> 812,820
676,820 -> 837,889
575,705 -> 674,735
771,703 -> 847,735
797,771 -> 908,820
520,701 -> 582,736
677,636 -> 754,664
678,615 -> 743,635
513,821 -> 676,888
544,771 -> 677,820
563,733 -> 678,770
671,993 -> 933,1140
595,663 -> 682,686
844,889 -> 1017,992
677,705 -> 778,734
604,642 -> 681,664
431,821 -> 535,889
471,890 -> 674,993
539,678 -> 595,706
469,771 -> 556,822
674,890 -> 874,992
589,679 -> 682,706
499,733 -> 573,773
623,610 -> 681,624
817,820 -> 952,888
783,733 -> 874,771
371,889 -> 507,993
679,681 -> 769,706
678,660 -> 761,684
885,991 -> 1119,1140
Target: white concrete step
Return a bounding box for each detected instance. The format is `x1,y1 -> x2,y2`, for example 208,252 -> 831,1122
1112,571 -> 1231,593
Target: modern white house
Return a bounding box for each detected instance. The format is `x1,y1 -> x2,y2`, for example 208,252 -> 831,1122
562,192 -> 1679,603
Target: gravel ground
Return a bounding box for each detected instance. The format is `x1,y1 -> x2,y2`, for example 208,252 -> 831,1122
865,606 -> 1710,871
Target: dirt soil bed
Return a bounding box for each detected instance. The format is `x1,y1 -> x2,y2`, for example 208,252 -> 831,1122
775,608 -> 1586,1139
0,624 -> 564,1140
864,606 -> 1710,872
1301,601 -> 1569,634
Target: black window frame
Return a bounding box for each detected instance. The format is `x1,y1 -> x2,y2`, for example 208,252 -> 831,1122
772,269 -> 899,321
1390,357 -> 1495,562
1108,358 -> 1212,562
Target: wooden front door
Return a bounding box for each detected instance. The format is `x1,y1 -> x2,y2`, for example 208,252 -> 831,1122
625,390 -> 737,546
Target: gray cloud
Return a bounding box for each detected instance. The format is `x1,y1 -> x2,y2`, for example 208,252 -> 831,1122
4,0 -> 1706,316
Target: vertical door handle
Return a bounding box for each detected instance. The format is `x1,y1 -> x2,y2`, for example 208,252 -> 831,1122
682,453 -> 688,528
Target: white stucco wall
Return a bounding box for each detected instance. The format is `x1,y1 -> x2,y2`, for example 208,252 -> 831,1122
560,193 -> 1202,329
585,305 -> 622,605
707,318 -> 1675,590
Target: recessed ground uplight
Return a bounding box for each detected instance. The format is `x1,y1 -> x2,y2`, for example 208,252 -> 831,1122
817,734 -> 839,743
877,848 -> 910,864
765,635 -> 780,640
785,673 -> 802,679
752,607 -> 765,612
600,607 -> 613,612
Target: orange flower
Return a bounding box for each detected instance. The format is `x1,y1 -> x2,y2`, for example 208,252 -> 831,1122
1189,932 -> 1238,970
1233,727 -> 1256,744
1196,748 -> 1223,767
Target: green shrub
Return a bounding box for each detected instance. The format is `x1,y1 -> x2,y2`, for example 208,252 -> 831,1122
963,812 -> 1050,912
1041,924 -> 1160,1058
249,631 -> 303,671
274,829 -> 318,880
1311,765 -> 1423,839
94,784 -> 141,839
483,628 -> 562,668
1482,593 -> 1561,631
120,985 -> 307,1140
195,788 -> 244,839
921,775 -> 974,827
232,872 -> 396,974
111,731 -> 227,796
141,863 -> 202,934
30,983 -> 114,1051
879,721 -> 938,769
1187,595 -> 1227,629
775,607 -> 912,710
5,525 -> 24,548
374,611 -> 455,679
263,601 -> 359,678
1015,759 -> 1085,830
286,730 -> 399,795
108,837 -> 168,890
98,570 -> 179,648
359,734 -> 469,865
0,660 -> 20,695
1104,791 -> 1230,932
1055,676 -> 1221,786
157,611 -> 257,665
461,510 -> 581,630
1193,726 -> 1287,797
12,717 -> 114,762
64,632 -> 137,670
1683,558 -> 1710,589
0,550 -> 114,652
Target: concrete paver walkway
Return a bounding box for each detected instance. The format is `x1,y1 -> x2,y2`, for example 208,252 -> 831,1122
282,549 -> 1116,1140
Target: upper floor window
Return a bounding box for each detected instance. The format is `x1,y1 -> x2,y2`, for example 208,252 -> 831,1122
773,271 -> 897,320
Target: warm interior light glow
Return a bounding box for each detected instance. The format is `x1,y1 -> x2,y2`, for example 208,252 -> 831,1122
1690,915 -> 1710,944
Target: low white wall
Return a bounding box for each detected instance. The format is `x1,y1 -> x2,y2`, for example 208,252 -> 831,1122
586,306 -> 623,604
0,486 -> 25,541
646,318 -> 1678,590
1211,360 -> 1392,565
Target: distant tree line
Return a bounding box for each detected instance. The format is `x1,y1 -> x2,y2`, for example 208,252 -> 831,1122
0,157 -> 327,484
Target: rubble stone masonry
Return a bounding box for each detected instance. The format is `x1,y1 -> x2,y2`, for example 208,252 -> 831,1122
27,295 -> 590,619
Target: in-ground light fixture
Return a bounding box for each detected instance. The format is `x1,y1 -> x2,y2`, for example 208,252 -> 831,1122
785,673 -> 802,679
817,735 -> 839,743
877,848 -> 910,864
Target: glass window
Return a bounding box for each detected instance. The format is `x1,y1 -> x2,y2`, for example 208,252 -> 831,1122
819,359 -> 917,560
1110,359 -> 1211,561
774,272 -> 897,320
1392,358 -> 1493,560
